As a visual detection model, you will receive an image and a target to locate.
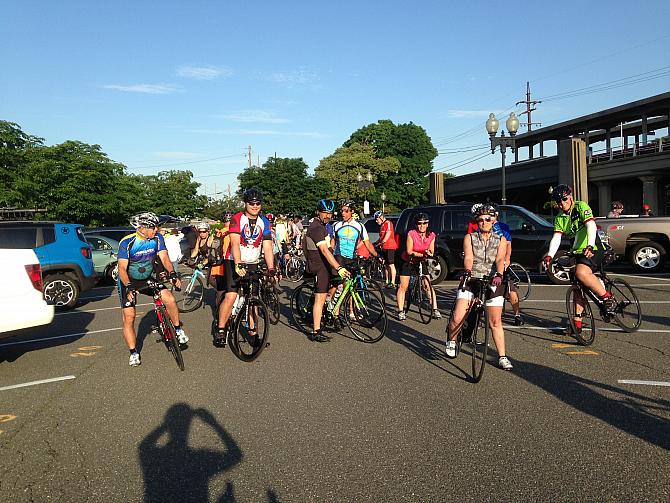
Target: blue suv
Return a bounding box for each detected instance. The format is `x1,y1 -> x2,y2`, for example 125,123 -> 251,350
0,221 -> 97,309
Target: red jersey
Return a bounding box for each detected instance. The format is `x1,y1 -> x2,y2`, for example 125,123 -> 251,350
379,219 -> 398,250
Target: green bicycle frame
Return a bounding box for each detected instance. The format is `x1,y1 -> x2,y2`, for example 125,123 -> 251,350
331,277 -> 365,316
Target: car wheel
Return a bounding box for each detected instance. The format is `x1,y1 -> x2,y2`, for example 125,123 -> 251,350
427,255 -> 448,284
108,263 -> 119,282
546,250 -> 572,285
629,241 -> 666,273
43,274 -> 80,310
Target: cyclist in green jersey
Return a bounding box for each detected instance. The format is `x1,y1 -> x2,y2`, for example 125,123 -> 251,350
543,185 -> 616,329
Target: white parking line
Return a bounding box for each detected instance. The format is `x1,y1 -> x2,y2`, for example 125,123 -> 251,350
0,327 -> 122,348
503,325 -> 670,333
56,303 -> 152,316
618,380 -> 670,387
0,375 -> 76,392
521,300 -> 670,304
610,273 -> 670,282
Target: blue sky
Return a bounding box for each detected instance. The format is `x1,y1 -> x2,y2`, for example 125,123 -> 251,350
2,1 -> 669,198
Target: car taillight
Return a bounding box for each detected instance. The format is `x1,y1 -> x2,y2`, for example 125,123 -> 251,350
24,264 -> 43,292
81,247 -> 92,259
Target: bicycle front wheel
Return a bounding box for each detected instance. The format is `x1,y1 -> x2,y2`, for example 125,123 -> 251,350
286,258 -> 305,282
231,298 -> 269,362
174,274 -> 205,313
418,275 -> 434,324
566,285 -> 596,345
289,282 -> 315,335
159,306 -> 184,371
606,278 -> 642,332
508,263 -> 531,302
470,306 -> 489,383
262,283 -> 281,325
345,287 -> 387,343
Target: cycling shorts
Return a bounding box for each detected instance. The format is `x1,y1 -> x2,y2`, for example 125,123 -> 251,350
456,278 -> 505,307
222,260 -> 259,294
117,278 -> 167,309
382,248 -> 395,265
575,247 -> 604,272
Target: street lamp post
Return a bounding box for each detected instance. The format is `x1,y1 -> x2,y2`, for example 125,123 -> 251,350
486,112 -> 520,205
357,171 -> 374,215
381,191 -> 386,213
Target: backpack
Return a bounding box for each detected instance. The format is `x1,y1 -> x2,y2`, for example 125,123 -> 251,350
207,237 -> 225,266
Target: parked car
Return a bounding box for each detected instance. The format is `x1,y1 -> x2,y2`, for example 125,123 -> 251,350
0,221 -> 97,309
596,215 -> 670,273
0,248 -> 54,335
394,204 -> 571,284
360,215 -> 400,244
86,234 -> 119,281
84,226 -> 134,243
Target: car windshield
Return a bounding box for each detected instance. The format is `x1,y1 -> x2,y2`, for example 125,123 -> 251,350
512,206 -> 552,227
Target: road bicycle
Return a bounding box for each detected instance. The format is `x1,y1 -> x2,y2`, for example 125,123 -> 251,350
446,275 -> 495,383
290,262 -> 387,343
258,266 -> 281,325
146,279 -> 184,371
172,264 -> 207,313
284,245 -> 305,282
554,250 -> 642,346
505,262 -> 531,302
404,258 -> 437,324
213,269 -> 271,362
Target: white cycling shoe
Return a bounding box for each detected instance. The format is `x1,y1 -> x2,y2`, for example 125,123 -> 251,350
176,326 -> 189,345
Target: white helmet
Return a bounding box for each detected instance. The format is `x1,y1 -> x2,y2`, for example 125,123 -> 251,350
196,221 -> 211,231
129,212 -> 159,229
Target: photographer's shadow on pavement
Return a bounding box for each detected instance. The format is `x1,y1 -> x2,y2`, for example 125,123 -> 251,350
514,360 -> 670,451
139,403 -> 244,502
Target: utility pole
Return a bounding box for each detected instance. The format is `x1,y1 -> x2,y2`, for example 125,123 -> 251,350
247,145 -> 252,169
516,81 -> 542,159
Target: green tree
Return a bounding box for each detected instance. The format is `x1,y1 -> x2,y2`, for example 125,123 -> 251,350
203,194 -> 243,221
0,121 -> 44,207
344,120 -> 438,209
238,157 -> 330,216
141,170 -> 208,219
315,143 -> 400,211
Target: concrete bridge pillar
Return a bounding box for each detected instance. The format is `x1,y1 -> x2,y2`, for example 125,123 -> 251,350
640,175 -> 660,214
597,182 -> 612,217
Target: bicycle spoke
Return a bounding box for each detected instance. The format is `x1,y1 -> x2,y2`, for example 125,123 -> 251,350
607,278 -> 642,332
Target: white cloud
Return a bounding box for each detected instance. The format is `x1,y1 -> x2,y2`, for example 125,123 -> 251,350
188,128 -> 327,138
154,151 -> 201,159
218,110 -> 289,124
101,83 -> 178,94
177,65 -> 233,80
268,69 -> 318,87
447,109 -> 505,119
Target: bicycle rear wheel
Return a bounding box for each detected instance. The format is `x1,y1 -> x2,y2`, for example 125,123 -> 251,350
508,263 -> 531,302
566,285 -> 596,345
158,306 -> 184,371
418,276 -> 432,324
286,258 -> 305,282
606,278 -> 642,332
289,282 -> 315,335
262,283 -> 280,325
174,273 -> 205,313
231,298 -> 269,362
470,306 -> 488,383
345,287 -> 387,343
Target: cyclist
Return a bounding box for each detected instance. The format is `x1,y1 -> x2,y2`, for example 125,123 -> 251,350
190,221 -> 213,267
117,212 -> 187,367
543,184 -> 615,336
446,207 -> 512,370
303,199 -> 351,342
374,211 -> 398,288
333,200 -> 380,266
641,203 -> 653,217
214,188 -> 275,346
396,212 -> 441,320
468,203 -> 524,326
210,213 -> 232,308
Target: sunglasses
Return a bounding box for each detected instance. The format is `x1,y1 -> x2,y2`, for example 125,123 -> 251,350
199,230 -> 209,233
417,221 -> 429,225
247,201 -> 261,207
560,196 -> 571,202
477,217 -> 493,223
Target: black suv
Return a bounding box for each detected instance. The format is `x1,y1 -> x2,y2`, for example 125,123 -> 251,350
395,204 -> 569,283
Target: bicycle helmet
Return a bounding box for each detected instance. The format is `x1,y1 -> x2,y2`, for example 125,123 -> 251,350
642,203 -> 651,211
470,203 -> 484,216
341,199 -> 356,212
129,212 -> 159,229
551,184 -> 573,203
373,210 -> 384,219
415,212 -> 430,224
222,212 -> 233,223
196,221 -> 210,231
243,188 -> 263,203
481,203 -> 498,217
317,198 -> 336,213
265,213 -> 275,223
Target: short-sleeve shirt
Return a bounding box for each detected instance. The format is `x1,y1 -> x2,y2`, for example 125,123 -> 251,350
118,232 -> 167,280
304,219 -> 331,272
379,219 -> 398,250
226,212 -> 273,264
401,230 -> 436,261
334,219 -> 369,259
553,200 -> 598,252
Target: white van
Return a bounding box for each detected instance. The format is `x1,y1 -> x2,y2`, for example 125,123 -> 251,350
0,249 -> 54,335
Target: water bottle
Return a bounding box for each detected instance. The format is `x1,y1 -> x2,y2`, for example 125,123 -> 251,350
232,295 -> 245,316
332,286 -> 342,305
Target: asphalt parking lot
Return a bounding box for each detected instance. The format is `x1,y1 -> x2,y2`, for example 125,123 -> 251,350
1,270 -> 668,502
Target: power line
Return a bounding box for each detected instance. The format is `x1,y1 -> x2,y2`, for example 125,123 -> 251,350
128,152 -> 246,170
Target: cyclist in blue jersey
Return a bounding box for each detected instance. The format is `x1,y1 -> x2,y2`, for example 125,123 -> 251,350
333,200 -> 380,266
117,212 -> 186,367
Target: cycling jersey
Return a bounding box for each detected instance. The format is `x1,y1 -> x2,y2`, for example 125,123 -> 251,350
118,232 -> 167,281
553,200 -> 598,252
334,220 -> 368,259
467,221 -> 512,242
226,212 -> 273,264
379,219 -> 398,250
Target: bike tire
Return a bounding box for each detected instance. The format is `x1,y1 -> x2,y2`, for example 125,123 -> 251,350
470,305 -> 488,383
158,306 -> 184,371
418,275 -> 433,325
286,258 -> 305,282
508,262 -> 531,302
174,273 -> 205,313
344,287 -> 387,343
566,285 -> 596,346
290,282 -> 315,335
606,278 -> 642,332
262,283 -> 281,325
231,298 -> 269,362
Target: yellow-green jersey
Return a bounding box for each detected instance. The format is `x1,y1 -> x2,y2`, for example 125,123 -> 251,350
553,200 -> 599,253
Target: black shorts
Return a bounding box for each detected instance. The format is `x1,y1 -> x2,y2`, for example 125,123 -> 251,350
311,267 -> 335,294
222,260 -> 259,293
575,247 -> 605,272
117,278 -> 167,308
336,255 -> 354,268
382,248 -> 396,264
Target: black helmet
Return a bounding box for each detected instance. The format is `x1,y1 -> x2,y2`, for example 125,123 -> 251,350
415,212 -> 430,224
243,188 -> 263,203
341,199 -> 356,211
552,184 -> 573,203
317,199 -> 335,213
